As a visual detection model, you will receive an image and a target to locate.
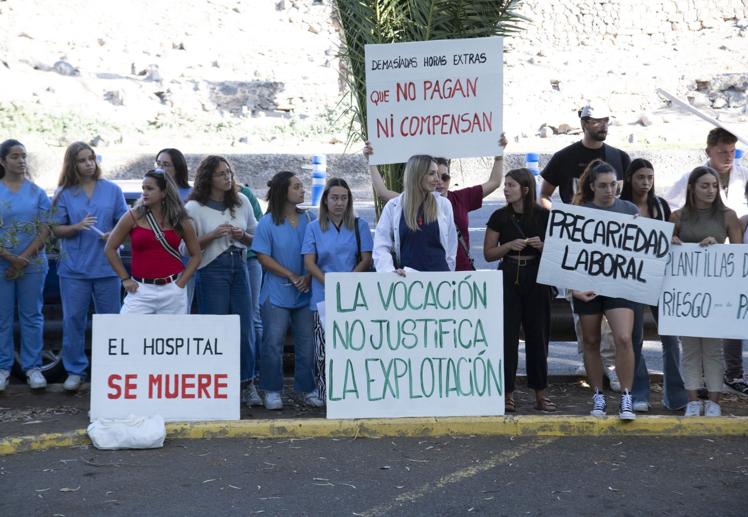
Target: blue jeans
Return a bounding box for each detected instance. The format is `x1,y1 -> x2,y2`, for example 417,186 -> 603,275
246,257 -> 263,373
197,249 -> 255,383
60,276 -> 121,376
259,300 -> 314,393
631,303 -> 649,404
649,305 -> 687,410
0,268 -> 47,372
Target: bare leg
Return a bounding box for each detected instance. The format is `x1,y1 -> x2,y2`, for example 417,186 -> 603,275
604,308 -> 635,392
580,314 -> 604,391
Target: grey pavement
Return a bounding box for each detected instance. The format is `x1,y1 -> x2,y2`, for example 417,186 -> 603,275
1,436 -> 746,516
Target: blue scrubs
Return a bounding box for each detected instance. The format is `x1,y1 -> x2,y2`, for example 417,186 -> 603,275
301,217 -> 373,310
0,180 -> 50,372
53,180 -> 128,376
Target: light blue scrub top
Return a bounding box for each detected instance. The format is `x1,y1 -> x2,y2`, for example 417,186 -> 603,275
178,186 -> 192,202
0,179 -> 50,274
53,179 -> 128,279
252,211 -> 313,309
301,217 -> 373,310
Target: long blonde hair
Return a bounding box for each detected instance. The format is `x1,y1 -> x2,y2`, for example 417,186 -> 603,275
402,155 -> 437,231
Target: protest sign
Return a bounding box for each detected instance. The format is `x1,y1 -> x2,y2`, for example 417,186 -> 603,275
90,314 -> 240,422
324,271 -> 504,419
537,204 -> 674,305
365,37 -> 502,165
658,244 -> 748,339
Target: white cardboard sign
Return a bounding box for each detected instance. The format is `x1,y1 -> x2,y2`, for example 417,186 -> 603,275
365,37 -> 502,165
537,204 -> 674,305
90,314 -> 240,422
324,271 -> 504,419
658,244 -> 748,339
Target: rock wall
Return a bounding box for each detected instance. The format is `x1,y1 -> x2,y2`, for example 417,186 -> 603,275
517,0 -> 748,45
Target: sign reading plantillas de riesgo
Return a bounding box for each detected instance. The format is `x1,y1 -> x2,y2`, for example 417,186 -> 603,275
324,271 -> 504,419
365,37 -> 503,165
537,204 -> 674,305
90,314 -> 240,422
658,244 -> 748,339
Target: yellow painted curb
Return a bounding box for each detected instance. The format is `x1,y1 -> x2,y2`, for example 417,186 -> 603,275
2,416 -> 747,456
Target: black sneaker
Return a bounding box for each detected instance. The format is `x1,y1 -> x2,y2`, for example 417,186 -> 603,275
619,391 -> 636,421
590,391 -> 607,417
724,376 -> 748,396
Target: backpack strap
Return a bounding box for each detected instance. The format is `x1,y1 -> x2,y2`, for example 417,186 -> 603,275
144,210 -> 182,262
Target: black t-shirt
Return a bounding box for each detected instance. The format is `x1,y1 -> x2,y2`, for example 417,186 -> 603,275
541,141 -> 631,203
486,205 -> 550,258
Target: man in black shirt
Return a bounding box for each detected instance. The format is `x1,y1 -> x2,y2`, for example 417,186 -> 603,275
539,103 -> 631,207
539,103 -> 632,394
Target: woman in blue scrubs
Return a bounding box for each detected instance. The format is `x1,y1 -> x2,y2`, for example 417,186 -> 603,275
0,139 -> 51,391
52,142 -> 128,391
302,178 -> 372,401
253,171 -> 319,410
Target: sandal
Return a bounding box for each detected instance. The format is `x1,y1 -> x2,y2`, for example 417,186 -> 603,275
505,397 -> 516,413
534,398 -> 557,412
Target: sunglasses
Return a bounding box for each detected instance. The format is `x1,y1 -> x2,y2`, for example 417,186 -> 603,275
440,174 -> 451,182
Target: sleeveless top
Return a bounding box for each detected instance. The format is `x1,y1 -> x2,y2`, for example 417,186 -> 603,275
678,208 -> 728,244
130,226 -> 184,278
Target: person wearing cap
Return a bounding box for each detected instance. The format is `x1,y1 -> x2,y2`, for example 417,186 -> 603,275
664,127 -> 748,397
364,134 -> 507,271
539,102 -> 632,392
539,103 -> 631,207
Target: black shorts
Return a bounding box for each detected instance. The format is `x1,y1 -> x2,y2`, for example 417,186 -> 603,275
572,294 -> 636,316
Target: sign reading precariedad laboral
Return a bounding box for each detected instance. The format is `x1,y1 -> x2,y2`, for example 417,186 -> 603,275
324,271 -> 503,419
658,244 -> 748,339
90,314 -> 240,422
365,37 -> 502,165
537,204 -> 674,305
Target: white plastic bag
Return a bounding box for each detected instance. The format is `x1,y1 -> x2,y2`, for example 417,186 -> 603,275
87,415 -> 166,450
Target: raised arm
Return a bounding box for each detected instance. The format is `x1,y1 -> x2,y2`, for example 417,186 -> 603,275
363,141 -> 398,202
480,132 -> 508,198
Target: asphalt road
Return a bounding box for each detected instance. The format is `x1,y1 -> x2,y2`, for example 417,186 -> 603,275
2,436 -> 746,516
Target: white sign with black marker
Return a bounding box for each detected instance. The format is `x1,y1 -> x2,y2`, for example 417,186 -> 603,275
658,243 -> 748,339
537,204 -> 674,305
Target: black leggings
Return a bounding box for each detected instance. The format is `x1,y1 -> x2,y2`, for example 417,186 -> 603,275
501,261 -> 551,393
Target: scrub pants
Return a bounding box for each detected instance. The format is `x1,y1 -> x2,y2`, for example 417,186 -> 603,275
0,268 -> 46,372
59,276 -> 121,376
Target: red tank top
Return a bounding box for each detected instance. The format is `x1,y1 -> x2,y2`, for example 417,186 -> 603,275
129,226 -> 184,278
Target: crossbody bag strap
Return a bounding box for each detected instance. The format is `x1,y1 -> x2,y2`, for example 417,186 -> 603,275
354,217 -> 362,265
455,226 -> 475,269
144,210 -> 182,262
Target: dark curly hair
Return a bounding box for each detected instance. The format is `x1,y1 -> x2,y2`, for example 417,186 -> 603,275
188,155 -> 241,216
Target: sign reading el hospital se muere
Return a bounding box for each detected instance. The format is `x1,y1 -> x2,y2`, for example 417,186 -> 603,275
365,36 -> 502,165
90,314 -> 240,422
659,244 -> 748,339
537,204 -> 674,306
324,271 -> 504,419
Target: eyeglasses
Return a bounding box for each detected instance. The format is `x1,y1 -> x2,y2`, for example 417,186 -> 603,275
213,170 -> 232,179
441,174 -> 451,182
154,160 -> 174,169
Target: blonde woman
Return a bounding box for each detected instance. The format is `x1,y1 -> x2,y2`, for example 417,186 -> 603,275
373,155 -> 457,273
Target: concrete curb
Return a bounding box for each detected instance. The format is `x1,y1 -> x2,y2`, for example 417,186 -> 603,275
2,416 -> 747,456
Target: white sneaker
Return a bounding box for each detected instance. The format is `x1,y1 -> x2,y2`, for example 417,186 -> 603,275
263,391 -> 283,410
633,401 -> 650,412
0,369 -> 10,392
303,391 -> 325,408
704,400 -> 721,417
63,374 -> 82,392
606,367 -> 621,393
684,400 -> 703,417
242,382 -> 263,407
26,368 -> 47,389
